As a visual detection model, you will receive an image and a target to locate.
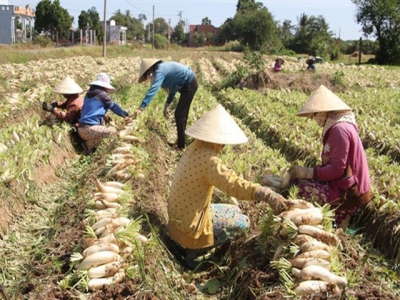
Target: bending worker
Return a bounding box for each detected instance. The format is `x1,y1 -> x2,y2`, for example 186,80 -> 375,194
288,85 -> 371,230
42,76 -> 84,126
167,104 -> 289,269
136,58 -> 198,150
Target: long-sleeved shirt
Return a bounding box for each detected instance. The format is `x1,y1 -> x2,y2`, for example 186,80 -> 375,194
315,122 -> 370,202
79,86 -> 128,126
167,140 -> 261,249
140,62 -> 195,108
53,94 -> 83,126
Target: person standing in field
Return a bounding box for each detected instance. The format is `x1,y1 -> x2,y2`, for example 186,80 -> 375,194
135,58 -> 198,150
42,76 -> 84,126
166,104 -> 290,269
77,73 -> 129,154
288,85 -> 371,230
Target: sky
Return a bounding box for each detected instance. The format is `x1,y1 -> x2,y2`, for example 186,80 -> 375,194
10,0 -> 365,41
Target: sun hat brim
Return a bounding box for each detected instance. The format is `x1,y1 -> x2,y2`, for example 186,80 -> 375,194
297,85 -> 352,117
89,80 -> 116,93
185,104 -> 248,145
138,59 -> 162,83
53,76 -> 83,94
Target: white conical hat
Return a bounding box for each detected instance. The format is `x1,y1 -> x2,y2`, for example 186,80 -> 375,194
297,85 -> 352,117
138,58 -> 162,83
89,73 -> 116,93
53,76 -> 83,94
185,104 -> 248,145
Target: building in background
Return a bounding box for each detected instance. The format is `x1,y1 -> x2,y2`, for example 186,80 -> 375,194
187,24 -> 221,47
101,20 -> 127,45
0,0 -> 35,44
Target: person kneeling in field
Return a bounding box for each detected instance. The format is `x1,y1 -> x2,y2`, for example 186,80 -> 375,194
42,76 -> 84,126
288,85 -> 371,230
166,104 -> 290,269
78,73 -> 129,154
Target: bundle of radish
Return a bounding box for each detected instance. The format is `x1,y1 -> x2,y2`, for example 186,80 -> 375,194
118,121 -> 140,143
261,199 -> 347,297
106,153 -> 141,180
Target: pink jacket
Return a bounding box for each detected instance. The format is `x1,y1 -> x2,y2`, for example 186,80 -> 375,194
315,122 -> 370,203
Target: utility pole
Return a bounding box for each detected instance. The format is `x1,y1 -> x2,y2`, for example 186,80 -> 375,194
152,5 -> 155,50
167,18 -> 171,50
103,0 -> 107,57
178,11 -> 184,31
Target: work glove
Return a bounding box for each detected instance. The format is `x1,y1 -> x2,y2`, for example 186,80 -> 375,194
289,165 -> 314,180
42,102 -> 54,112
163,102 -> 170,118
255,186 -> 289,214
51,102 -> 58,108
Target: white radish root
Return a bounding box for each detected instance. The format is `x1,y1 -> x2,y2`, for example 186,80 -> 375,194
83,243 -> 120,258
75,251 -> 121,270
300,265 -> 348,287
88,269 -> 126,290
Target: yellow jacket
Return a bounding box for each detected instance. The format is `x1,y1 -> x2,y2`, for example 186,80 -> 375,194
167,140 -> 260,249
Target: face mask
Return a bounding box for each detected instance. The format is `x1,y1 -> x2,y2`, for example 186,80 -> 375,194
314,112 -> 328,127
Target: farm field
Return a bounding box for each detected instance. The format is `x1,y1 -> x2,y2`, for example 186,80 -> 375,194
0,46 -> 399,299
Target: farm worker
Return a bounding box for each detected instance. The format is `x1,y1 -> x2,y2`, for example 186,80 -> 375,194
42,76 -> 84,126
135,58 -> 198,150
288,85 -> 371,230
305,56 -> 316,72
166,104 -> 290,269
77,73 -> 129,154
273,56 -> 284,72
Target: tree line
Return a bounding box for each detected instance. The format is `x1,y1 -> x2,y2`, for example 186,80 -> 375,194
31,0 -> 400,65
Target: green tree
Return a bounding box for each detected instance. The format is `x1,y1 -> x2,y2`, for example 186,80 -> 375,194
171,20 -> 185,45
352,0 -> 400,64
110,10 -> 145,42
192,32 -> 207,47
219,1 -> 279,51
34,0 -> 72,41
153,33 -> 168,49
146,17 -> 169,37
201,17 -> 212,25
78,7 -> 102,43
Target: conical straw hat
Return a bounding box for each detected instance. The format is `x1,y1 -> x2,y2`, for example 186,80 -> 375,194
138,58 -> 162,83
297,85 -> 352,117
185,104 -> 248,145
53,76 -> 83,94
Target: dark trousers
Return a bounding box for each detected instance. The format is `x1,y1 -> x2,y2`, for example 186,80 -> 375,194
175,76 -> 198,149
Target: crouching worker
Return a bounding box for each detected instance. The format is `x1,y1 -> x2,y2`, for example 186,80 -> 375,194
42,76 -> 84,126
78,73 -> 129,154
166,104 -> 290,269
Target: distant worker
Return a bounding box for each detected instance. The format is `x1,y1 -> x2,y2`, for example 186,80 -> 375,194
42,76 -> 84,126
274,57 -> 285,72
306,56 -> 316,72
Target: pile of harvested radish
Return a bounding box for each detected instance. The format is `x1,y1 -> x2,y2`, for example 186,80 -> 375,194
266,199 -> 347,296
67,135 -> 148,291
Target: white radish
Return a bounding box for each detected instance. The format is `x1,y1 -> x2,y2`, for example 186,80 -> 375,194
96,208 -> 118,219
292,256 -> 330,269
298,225 -> 340,246
279,207 -> 321,221
83,243 -> 120,258
120,245 -> 134,257
88,269 -> 126,290
75,251 -> 121,270
293,234 -> 316,246
95,178 -> 122,194
99,233 -> 117,244
122,135 -> 139,142
295,249 -> 331,261
94,192 -> 119,202
119,127 -> 133,138
300,265 -> 348,287
137,234 -> 148,244
303,258 -> 332,271
104,181 -> 125,189
286,199 -> 315,210
92,218 -> 113,231
294,280 -> 331,295
291,267 -> 301,278
300,241 -> 331,253
111,217 -> 131,227
95,225 -> 107,237
95,199 -> 122,209
88,260 -> 122,278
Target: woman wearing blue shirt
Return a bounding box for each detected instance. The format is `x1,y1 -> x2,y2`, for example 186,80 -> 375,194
136,58 -> 198,150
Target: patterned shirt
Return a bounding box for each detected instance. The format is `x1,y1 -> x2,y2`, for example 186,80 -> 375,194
167,139 -> 260,249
